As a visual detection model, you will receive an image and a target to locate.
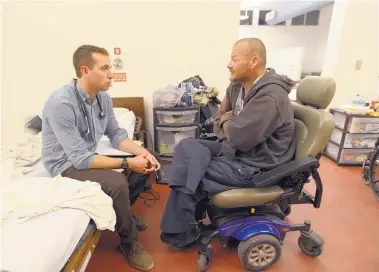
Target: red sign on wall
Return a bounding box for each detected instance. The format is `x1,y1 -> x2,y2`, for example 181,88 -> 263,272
113,72 -> 127,82
114,48 -> 121,55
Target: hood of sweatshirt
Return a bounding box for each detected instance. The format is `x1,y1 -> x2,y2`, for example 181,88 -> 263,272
245,68 -> 295,102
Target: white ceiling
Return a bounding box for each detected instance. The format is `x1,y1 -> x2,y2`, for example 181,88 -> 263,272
240,0 -> 291,10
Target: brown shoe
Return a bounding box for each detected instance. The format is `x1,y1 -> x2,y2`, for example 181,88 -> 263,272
119,241 -> 154,271
133,215 -> 148,231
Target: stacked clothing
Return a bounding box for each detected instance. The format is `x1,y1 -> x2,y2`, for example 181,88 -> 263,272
193,87 -> 220,107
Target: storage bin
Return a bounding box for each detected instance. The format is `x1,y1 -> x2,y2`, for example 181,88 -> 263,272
333,110 -> 347,129
157,126 -> 197,155
348,117 -> 379,133
339,149 -> 371,164
330,128 -> 344,145
344,134 -> 379,148
156,110 -> 198,125
158,157 -> 172,184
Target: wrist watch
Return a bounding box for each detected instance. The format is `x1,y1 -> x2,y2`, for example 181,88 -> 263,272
121,158 -> 128,169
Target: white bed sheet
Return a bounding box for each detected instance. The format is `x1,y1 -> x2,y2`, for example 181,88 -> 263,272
0,106 -> 136,272
23,159 -> 50,177
1,208 -> 90,272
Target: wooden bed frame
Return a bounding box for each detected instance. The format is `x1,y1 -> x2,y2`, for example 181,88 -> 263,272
62,97 -> 145,272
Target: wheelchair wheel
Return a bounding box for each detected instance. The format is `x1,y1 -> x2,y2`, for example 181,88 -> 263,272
238,234 -> 281,271
198,244 -> 213,272
361,158 -> 370,185
368,149 -> 379,201
298,235 -> 323,257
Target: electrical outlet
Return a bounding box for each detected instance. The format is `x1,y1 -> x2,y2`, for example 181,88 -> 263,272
355,60 -> 362,70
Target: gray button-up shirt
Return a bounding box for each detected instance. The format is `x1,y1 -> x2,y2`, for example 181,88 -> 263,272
41,79 -> 128,177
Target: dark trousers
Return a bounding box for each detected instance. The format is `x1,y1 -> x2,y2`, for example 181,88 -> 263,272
160,138 -> 261,234
62,166 -> 149,244
160,187 -> 206,233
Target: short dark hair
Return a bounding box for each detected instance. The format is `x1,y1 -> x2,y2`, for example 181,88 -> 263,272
73,45 -> 109,77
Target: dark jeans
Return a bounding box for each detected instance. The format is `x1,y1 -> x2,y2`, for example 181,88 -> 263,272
62,167 -> 149,244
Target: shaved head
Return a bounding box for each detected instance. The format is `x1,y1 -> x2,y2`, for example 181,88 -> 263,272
234,38 -> 267,67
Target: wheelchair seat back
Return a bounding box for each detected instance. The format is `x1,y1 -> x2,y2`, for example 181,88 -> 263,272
292,76 -> 336,159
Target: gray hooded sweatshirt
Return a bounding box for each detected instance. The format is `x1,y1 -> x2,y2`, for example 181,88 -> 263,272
167,69 -> 297,196
214,68 -> 297,170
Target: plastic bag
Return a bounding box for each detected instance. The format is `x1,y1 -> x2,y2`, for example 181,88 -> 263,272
181,75 -> 206,89
153,84 -> 185,108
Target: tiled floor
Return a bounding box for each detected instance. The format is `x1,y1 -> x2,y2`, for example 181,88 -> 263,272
86,156 -> 379,272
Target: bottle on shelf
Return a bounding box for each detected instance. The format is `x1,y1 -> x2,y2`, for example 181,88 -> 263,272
352,94 -> 366,107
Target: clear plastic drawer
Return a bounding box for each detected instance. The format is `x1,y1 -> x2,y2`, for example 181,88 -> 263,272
330,128 -> 343,145
333,111 -> 347,129
157,126 -> 197,155
156,110 -> 198,125
340,149 -> 371,164
344,134 -> 379,148
325,142 -> 371,164
158,157 -> 173,184
324,142 -> 340,160
348,117 -> 379,133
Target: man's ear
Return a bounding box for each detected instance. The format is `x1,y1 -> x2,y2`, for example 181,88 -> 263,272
80,66 -> 89,77
249,56 -> 259,69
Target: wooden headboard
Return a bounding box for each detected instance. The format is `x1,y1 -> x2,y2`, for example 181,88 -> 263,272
111,97 -> 145,121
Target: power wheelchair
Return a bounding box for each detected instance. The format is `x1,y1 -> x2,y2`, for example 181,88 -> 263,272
195,76 -> 336,271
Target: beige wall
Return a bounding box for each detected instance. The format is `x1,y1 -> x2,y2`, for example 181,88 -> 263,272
0,3 -> 2,148
1,1 -> 239,146
322,0 -> 378,107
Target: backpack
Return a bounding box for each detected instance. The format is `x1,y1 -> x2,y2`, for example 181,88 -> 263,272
128,172 -> 152,205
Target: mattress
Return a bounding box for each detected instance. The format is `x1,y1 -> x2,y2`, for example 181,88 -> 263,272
1,209 -> 90,272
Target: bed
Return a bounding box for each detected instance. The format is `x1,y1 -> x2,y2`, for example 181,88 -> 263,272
0,97 -> 145,272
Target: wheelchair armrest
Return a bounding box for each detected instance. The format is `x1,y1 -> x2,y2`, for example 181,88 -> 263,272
254,156 -> 319,188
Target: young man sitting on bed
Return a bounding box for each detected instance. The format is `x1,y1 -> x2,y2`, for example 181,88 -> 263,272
41,44 -> 159,271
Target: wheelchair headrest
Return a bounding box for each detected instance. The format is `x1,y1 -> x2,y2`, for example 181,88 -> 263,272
296,76 -> 336,109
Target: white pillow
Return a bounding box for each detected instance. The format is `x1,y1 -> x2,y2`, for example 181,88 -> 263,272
113,107 -> 129,116
113,108 -> 136,139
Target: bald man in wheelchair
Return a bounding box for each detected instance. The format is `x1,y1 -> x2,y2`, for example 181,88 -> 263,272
160,38 -> 297,248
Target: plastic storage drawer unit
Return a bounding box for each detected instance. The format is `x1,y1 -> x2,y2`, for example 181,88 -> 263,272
156,110 -> 198,125
156,126 -> 197,155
